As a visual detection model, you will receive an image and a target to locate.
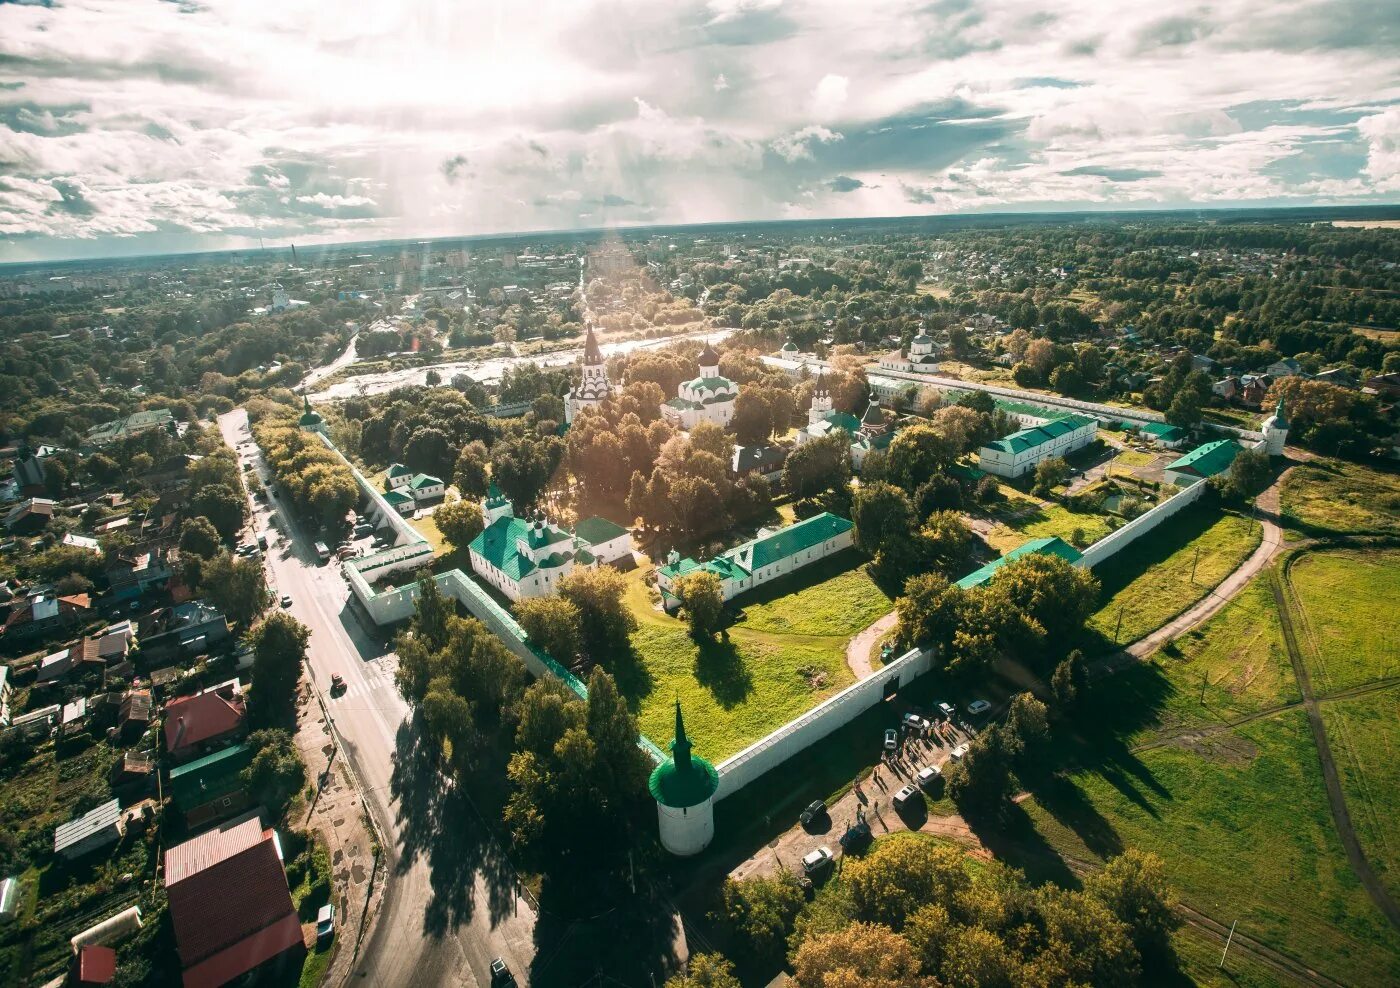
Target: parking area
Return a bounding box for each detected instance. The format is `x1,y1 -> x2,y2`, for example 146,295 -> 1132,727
727,699 -> 995,883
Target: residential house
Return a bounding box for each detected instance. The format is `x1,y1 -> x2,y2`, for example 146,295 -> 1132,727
5,497 -> 56,534
1265,357 -> 1303,378
118,688 -> 153,740
1135,422 -> 1189,450
163,681 -> 247,764
382,488 -> 415,516
1363,372 -> 1400,399
1239,375 -> 1272,408
730,444 -> 789,481
105,547 -> 173,602
656,512 -> 854,612
165,811 -> 304,988
139,601 -> 229,659
1191,354 -> 1217,373
54,799 -> 124,859
1314,367 -> 1356,389
72,944 -> 117,987
62,533 -> 102,554
407,474 -> 445,504
1165,439 -> 1243,487
384,463 -> 412,491
1212,377 -> 1240,401
168,742 -> 252,828
82,409 -> 175,451
977,415 -> 1098,479
4,592 -> 92,644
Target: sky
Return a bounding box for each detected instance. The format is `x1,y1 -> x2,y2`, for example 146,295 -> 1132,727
0,0 -> 1397,262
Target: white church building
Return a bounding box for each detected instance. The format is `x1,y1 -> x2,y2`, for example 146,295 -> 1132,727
661,341 -> 738,430
565,325 -> 613,424
878,327 -> 941,375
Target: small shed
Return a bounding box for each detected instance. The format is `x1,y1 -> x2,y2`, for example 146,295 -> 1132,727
54,799 -> 124,860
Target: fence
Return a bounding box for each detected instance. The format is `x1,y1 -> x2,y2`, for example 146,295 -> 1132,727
1077,478 -> 1209,568
713,647 -> 933,801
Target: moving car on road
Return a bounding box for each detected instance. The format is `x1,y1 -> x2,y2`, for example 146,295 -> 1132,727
330,674 -> 345,695
280,594 -> 292,608
490,958 -> 516,987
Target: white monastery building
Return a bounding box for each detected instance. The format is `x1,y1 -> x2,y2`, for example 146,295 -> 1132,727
660,341 -> 738,430
977,414 -> 1098,478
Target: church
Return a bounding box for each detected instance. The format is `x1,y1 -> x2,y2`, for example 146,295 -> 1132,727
660,341 -> 738,430
877,326 -> 940,375
793,372 -> 895,471
564,325 -> 613,424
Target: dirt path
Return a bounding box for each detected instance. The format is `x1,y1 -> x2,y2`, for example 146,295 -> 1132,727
845,610 -> 898,679
1271,564 -> 1400,931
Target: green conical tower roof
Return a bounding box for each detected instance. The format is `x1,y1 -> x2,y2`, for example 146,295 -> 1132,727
648,701 -> 719,809
1270,397 -> 1288,428
298,394 -> 323,427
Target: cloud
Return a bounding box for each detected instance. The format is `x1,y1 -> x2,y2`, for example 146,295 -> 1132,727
0,0 -> 1396,259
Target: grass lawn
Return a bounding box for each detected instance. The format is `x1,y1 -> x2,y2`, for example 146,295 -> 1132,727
1138,577 -> 1299,741
619,551 -> 891,761
1321,687 -> 1400,904
408,506 -> 450,555
985,500 -> 1115,555
1017,710 -> 1400,986
1111,448 -> 1158,469
1083,508 -> 1261,650
1279,458 -> 1400,538
1288,549 -> 1400,693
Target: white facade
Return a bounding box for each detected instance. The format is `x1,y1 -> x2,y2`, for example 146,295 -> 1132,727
976,416 -> 1098,479
565,325 -> 612,424
660,342 -> 737,430
1261,399 -> 1289,456
656,799 -> 715,857
409,477 -> 445,502
877,332 -> 940,375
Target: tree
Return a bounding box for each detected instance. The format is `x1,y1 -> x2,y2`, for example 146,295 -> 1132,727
558,567 -> 636,661
852,481 -> 915,557
516,595 -> 582,664
425,368 -> 441,386
791,922 -> 931,988
422,675 -> 478,773
885,424 -> 958,491
1050,362 -> 1085,396
434,499 -> 485,554
1085,850 -> 1181,959
720,872 -> 805,964
1006,691 -> 1049,766
988,554 -> 1099,661
944,724 -> 1017,818
1213,446 -> 1270,502
663,954 -> 742,988
731,389 -> 775,444
191,482 -> 246,541
200,551 -> 268,627
1050,650 -> 1088,715
1166,388 -> 1203,430
241,729 -> 304,820
179,515 -> 222,559
784,432 -> 851,499
1032,456 -> 1070,495
452,441 -> 490,499
844,834 -> 970,930
247,612 -> 310,727
675,570 -> 724,639
938,924 -> 1016,987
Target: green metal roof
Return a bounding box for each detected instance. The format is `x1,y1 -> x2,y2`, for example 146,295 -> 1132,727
812,412 -> 860,434
168,743 -> 251,808
383,489 -> 413,506
387,463 -> 411,478
648,703 -> 719,808
685,376 -> 735,392
409,474 -> 442,490
1166,439 -> 1241,479
575,516 -> 628,546
664,397 -> 703,410
470,516 -> 538,580
983,415 -> 1095,455
1139,422 -> 1185,440
748,512 -> 852,570
955,537 -> 1083,590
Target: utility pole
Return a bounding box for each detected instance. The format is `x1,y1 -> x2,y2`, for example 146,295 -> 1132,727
1191,546 -> 1201,584
1219,919 -> 1238,968
1114,602 -> 1124,643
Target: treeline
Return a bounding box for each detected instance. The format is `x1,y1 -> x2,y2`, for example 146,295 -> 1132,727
253,415 -> 359,527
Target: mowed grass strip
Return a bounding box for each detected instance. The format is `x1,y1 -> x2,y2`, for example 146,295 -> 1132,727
1085,509 -> 1261,648
620,556 -> 890,761
1289,549 -> 1400,693
1019,711 -> 1400,986
985,501 -> 1114,555
1321,687 -> 1400,903
1280,457 -> 1400,537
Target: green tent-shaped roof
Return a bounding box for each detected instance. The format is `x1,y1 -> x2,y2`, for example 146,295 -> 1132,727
298,395 -> 323,427
648,702 -> 719,809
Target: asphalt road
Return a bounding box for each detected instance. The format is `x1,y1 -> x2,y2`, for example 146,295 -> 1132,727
218,409 -> 537,988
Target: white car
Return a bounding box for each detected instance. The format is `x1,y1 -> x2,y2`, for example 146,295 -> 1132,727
893,784 -> 921,808
967,699 -> 992,716
937,702 -> 955,720
950,743 -> 970,760
280,594 -> 292,608
916,765 -> 940,789
801,846 -> 834,874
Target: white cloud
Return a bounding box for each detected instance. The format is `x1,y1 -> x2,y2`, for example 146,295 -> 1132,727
771,125 -> 842,162
1357,107 -> 1400,192
811,74 -> 849,120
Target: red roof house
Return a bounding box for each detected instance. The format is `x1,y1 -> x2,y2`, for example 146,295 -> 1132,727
165,811 -> 304,988
163,683 -> 247,764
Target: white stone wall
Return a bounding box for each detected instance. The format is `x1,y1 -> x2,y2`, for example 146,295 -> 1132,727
1075,480 -> 1209,569
714,646 -> 934,801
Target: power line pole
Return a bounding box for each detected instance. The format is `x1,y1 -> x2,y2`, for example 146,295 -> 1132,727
1191,546 -> 1201,584
1219,919 -> 1238,968
1114,602 -> 1124,643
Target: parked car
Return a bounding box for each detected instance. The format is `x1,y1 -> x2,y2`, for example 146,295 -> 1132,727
893,784 -> 921,808
801,846 -> 834,875
489,957 -> 516,987
937,702 -> 955,720
950,743 -> 970,760
902,712 -> 929,731
883,728 -> 898,751
800,799 -> 827,826
840,820 -> 872,853
316,904 -> 334,943
967,699 -> 992,716
916,765 -> 940,789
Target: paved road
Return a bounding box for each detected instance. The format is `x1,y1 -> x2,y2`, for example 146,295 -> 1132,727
298,332 -> 359,391
218,409 -> 537,988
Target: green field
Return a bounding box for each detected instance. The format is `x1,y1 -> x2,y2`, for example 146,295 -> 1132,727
1322,688 -> 1400,903
1289,549 -> 1400,692
1279,458 -> 1400,537
1084,509 -> 1262,648
1139,577 -> 1299,740
1018,710 -> 1400,986
621,552 -> 891,760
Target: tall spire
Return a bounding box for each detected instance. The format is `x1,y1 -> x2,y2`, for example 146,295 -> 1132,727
583,324 -> 603,365
813,368 -> 828,394
302,393 -> 311,413
671,699 -> 692,771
